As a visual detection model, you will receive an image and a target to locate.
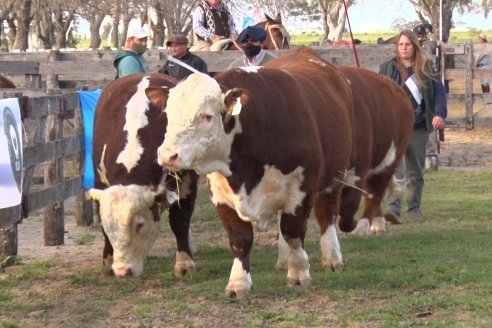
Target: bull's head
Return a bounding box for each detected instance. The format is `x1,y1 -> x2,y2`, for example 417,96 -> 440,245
157,73 -> 249,176
88,184 -> 170,278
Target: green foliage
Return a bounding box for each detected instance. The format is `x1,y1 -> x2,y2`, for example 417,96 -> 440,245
75,232 -> 95,245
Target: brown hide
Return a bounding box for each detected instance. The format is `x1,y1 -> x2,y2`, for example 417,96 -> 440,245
0,75 -> 16,88
218,47 -> 353,194
337,66 -> 414,231
92,73 -> 176,188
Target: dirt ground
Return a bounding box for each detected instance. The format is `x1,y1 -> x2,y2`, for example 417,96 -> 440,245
15,126 -> 492,264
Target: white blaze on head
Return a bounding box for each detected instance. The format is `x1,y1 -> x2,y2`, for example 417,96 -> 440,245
116,77 -> 151,172
88,184 -> 162,277
159,72 -> 234,175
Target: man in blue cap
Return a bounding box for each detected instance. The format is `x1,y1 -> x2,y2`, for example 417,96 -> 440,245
228,26 -> 277,69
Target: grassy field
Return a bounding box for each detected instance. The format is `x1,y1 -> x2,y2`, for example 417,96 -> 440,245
1,170 -> 492,327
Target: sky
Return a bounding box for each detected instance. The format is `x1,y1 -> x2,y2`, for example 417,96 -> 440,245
283,0 -> 492,33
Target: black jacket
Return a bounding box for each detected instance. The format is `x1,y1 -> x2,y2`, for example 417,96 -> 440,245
159,52 -> 208,80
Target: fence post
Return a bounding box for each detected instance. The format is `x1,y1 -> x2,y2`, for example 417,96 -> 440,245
464,41 -> 474,130
46,50 -> 61,93
43,96 -> 64,246
0,207 -> 20,258
74,99 -> 93,226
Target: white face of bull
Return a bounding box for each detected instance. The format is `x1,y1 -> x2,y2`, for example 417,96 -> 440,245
157,73 -> 246,176
88,184 -> 162,278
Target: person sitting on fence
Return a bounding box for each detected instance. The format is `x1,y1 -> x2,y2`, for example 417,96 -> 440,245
227,26 -> 277,69
113,26 -> 150,79
191,0 -> 237,51
475,33 -> 491,93
159,34 -> 208,81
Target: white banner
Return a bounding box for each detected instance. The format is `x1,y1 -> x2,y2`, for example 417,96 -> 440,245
0,98 -> 23,209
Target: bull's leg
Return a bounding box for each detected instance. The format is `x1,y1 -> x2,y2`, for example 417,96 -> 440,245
338,187 -> 363,233
168,172 -> 198,277
275,214 -> 289,270
102,229 -> 114,276
314,192 -> 344,272
279,197 -> 312,288
216,204 -> 253,298
364,171 -> 396,234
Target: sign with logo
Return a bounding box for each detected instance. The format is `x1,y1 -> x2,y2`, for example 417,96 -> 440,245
0,98 -> 23,209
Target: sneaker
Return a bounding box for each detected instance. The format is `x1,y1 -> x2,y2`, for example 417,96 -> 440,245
408,209 -> 422,221
384,211 -> 403,225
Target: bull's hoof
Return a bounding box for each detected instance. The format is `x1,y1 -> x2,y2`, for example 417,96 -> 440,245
351,218 -> 370,236
174,251 -> 195,277
287,276 -> 311,288
225,281 -> 251,299
322,260 -> 344,272
275,260 -> 288,270
383,212 -> 403,225
370,216 -> 387,234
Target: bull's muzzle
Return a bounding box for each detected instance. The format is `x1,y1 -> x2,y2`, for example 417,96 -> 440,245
157,147 -> 181,169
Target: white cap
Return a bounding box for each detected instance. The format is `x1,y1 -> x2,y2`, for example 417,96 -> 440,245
128,26 -> 149,39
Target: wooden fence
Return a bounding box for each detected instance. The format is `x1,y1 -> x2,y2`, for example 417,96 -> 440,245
0,43 -> 491,259
0,91 -> 92,259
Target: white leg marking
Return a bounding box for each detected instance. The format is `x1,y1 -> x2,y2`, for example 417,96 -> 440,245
320,225 -> 344,272
174,251 -> 196,277
351,218 -> 370,236
286,238 -> 311,288
225,258 -> 252,298
276,218 -> 289,269
370,216 -> 387,233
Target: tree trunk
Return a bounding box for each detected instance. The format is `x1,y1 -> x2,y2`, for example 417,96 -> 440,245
13,0 -> 31,51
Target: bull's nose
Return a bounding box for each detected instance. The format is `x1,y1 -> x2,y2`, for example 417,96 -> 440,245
114,268 -> 133,279
157,147 -> 179,166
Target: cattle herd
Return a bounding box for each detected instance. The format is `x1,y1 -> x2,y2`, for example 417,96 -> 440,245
90,47 -> 413,298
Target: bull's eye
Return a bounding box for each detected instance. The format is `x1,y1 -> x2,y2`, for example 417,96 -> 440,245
135,222 -> 144,234
200,113 -> 213,122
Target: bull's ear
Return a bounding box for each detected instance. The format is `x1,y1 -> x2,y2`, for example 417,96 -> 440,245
145,87 -> 170,111
265,13 -> 274,23
224,88 -> 250,118
87,188 -> 102,201
275,13 -> 282,22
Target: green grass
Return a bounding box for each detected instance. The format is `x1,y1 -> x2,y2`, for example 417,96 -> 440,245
1,170 -> 491,326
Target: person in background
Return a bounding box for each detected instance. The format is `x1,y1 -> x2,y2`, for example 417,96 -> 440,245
380,30 -> 447,222
475,33 -> 491,93
227,26 -> 277,69
159,34 -> 208,80
113,26 -> 150,78
413,24 -> 428,46
191,0 -> 237,51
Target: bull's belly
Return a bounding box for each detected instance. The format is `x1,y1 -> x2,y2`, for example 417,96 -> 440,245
207,166 -> 307,231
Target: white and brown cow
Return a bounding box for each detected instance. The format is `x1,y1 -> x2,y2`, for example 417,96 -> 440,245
89,73 -> 198,278
336,66 -> 414,235
157,47 -> 354,297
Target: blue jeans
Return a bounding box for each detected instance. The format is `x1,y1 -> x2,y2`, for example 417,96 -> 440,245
387,126 -> 429,216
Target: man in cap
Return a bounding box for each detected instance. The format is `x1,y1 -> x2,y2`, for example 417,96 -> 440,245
227,26 -> 277,69
476,33 -> 491,93
159,34 -> 208,81
413,24 -> 428,46
113,26 -> 150,78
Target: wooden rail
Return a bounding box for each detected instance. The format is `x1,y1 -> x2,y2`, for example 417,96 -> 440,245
0,92 -> 92,258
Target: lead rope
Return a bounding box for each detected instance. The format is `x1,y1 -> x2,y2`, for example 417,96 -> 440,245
342,0 -> 360,67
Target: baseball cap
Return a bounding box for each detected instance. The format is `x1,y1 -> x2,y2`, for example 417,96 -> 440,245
166,34 -> 189,47
479,33 -> 487,41
236,26 -> 267,43
128,26 -> 149,39
413,24 -> 426,35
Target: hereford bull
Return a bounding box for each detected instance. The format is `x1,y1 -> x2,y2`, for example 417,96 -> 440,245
156,47 -> 354,297
88,73 -> 198,278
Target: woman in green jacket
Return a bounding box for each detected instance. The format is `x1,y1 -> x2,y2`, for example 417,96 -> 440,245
380,30 -> 447,222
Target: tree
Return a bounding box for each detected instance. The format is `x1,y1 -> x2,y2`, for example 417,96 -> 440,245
407,0 -> 488,41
